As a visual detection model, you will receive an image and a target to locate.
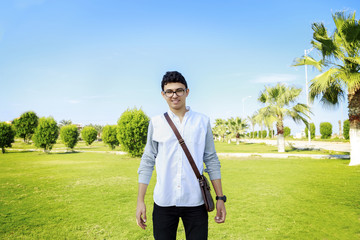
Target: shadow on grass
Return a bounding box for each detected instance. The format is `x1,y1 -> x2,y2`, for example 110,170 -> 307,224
2,150 -> 36,154
286,148 -> 322,153
55,151 -> 82,155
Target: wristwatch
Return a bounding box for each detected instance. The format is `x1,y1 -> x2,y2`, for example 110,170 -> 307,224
216,195 -> 227,202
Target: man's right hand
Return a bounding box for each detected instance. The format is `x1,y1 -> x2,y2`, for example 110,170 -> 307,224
136,201 -> 147,229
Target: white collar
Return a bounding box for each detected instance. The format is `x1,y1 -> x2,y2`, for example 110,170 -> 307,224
167,106 -> 191,120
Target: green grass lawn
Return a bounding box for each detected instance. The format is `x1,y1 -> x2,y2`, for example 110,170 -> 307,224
10,139 -> 123,152
1,152 -> 359,239
10,139 -> 348,155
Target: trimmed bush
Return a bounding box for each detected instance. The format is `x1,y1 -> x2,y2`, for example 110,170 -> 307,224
262,130 -> 267,138
12,111 -> 39,143
320,122 -> 332,139
284,127 -> 291,137
0,122 -> 16,153
305,123 -> 315,139
81,126 -> 98,146
117,108 -> 149,157
102,125 -> 119,150
60,125 -> 79,150
32,117 -> 59,152
343,119 -> 350,140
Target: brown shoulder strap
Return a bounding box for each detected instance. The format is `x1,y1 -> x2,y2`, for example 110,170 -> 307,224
164,112 -> 202,179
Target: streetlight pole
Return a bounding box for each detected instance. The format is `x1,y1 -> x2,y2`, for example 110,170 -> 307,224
242,96 -> 252,117
304,48 -> 313,145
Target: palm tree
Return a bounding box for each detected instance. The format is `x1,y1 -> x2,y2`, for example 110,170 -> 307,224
254,112 -> 265,139
258,84 -> 310,152
228,117 -> 248,144
255,108 -> 277,139
247,114 -> 257,138
293,11 -> 360,166
212,118 -> 227,142
59,119 -> 72,128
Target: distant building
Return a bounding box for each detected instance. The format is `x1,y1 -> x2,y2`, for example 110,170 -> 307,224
74,124 -> 83,131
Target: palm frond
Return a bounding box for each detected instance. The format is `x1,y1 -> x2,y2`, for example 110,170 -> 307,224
344,56 -> 360,66
309,68 -> 341,100
346,72 -> 360,92
340,20 -> 360,46
309,68 -> 345,108
292,56 -> 323,71
312,22 -> 337,58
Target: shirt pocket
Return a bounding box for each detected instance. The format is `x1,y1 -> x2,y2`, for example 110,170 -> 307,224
153,125 -> 173,143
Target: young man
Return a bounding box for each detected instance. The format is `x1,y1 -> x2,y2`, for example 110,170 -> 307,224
136,71 -> 226,239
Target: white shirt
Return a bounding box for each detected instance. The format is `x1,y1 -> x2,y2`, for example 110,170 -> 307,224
138,107 -> 221,207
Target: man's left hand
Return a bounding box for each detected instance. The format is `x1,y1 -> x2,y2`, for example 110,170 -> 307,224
214,200 -> 226,223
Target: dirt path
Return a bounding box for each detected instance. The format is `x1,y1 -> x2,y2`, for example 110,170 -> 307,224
242,139 -> 350,152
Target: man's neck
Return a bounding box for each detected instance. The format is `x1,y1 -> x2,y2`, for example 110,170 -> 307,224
170,107 -> 188,123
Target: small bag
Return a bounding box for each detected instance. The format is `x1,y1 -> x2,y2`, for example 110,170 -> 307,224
164,112 -> 215,212
199,175 -> 215,212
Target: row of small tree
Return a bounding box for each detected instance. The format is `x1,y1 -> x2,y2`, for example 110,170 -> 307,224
305,122 -> 332,139
246,127 -> 290,138
0,108 -> 149,157
305,120 -> 350,140
212,117 -> 248,144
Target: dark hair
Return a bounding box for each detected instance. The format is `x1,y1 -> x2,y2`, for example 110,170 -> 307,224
161,71 -> 188,91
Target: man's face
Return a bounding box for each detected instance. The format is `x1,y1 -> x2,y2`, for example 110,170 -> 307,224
161,82 -> 189,111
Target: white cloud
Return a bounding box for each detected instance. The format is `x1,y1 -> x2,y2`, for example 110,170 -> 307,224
67,99 -> 80,104
253,74 -> 298,83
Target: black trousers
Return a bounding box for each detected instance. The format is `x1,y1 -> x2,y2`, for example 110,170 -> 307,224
152,203 -> 208,240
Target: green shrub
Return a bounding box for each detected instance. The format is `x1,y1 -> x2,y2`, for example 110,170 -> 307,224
81,126 -> 98,146
32,117 -> 59,152
320,122 -> 332,139
284,127 -> 291,137
60,125 -> 79,150
305,123 -> 315,139
343,119 -> 350,140
0,122 -> 16,153
262,130 -> 267,138
117,108 -> 149,157
12,111 -> 39,143
254,131 -> 258,138
102,125 -> 119,150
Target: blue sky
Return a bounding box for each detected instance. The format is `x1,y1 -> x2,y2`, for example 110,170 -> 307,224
1,0 -> 359,135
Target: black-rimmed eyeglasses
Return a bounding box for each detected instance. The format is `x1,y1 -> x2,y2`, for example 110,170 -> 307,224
163,88 -> 187,98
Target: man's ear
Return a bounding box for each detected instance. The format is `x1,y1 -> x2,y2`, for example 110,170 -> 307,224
186,88 -> 190,97
161,91 -> 166,99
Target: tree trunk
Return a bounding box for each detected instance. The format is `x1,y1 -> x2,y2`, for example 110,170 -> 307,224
277,119 -> 285,152
2,147 -> 5,154
348,89 -> 360,166
277,134 -> 285,152
338,120 -> 342,138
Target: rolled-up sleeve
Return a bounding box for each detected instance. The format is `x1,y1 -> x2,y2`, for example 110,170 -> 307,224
138,120 -> 158,184
203,120 -> 221,180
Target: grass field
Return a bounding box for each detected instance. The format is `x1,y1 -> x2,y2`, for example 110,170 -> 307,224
9,139 -> 123,152
1,151 -> 359,239
9,139 -> 348,155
